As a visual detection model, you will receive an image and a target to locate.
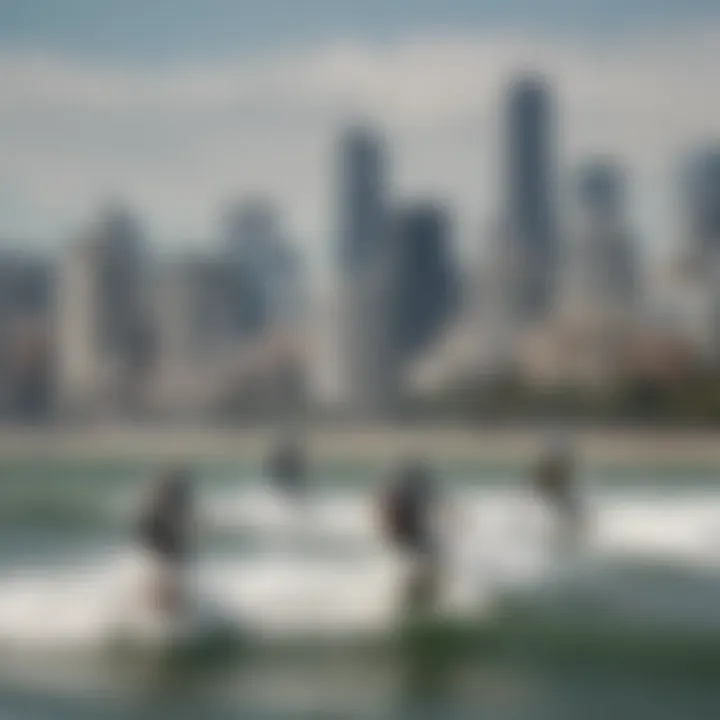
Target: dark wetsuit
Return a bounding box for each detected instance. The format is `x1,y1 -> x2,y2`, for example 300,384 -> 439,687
266,442 -> 306,496
534,455 -> 582,539
383,462 -> 440,613
383,463 -> 436,557
138,508 -> 186,562
138,474 -> 192,563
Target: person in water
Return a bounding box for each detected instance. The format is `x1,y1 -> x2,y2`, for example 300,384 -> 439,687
379,458 -> 442,613
137,465 -> 195,615
265,434 -> 307,498
531,439 -> 583,543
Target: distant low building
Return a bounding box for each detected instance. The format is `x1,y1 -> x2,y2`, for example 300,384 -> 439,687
151,252 -> 235,416
519,314 -> 634,390
149,247 -> 308,420
0,250 -> 54,421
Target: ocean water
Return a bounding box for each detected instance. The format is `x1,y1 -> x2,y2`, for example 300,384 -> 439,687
0,458 -> 720,718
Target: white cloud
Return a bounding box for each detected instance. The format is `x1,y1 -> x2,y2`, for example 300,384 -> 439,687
0,26 -> 718,277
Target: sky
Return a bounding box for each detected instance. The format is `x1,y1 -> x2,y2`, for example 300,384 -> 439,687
0,0 -> 719,276
1,1 -> 718,60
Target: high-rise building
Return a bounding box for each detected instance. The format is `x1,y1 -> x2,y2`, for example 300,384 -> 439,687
679,147 -> 720,360
535,159 -> 640,388
503,74 -> 558,319
57,204 -> 152,418
56,237 -> 104,417
0,251 -> 53,320
157,254 -> 233,365
94,206 -> 150,371
570,160 -> 639,310
0,250 -> 54,421
223,199 -> 303,339
577,161 -> 623,220
336,125 -> 394,415
389,202 -> 459,366
339,127 -> 386,273
224,199 -> 278,260
152,252 -> 234,415
682,147 -> 720,271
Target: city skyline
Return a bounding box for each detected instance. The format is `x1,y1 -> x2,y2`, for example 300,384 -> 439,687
0,14 -> 718,277
0,64 -> 716,421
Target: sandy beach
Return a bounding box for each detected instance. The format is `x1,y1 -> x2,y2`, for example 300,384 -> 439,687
0,423 -> 717,467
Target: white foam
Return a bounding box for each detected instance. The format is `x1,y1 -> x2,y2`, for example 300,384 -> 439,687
0,486 -> 719,649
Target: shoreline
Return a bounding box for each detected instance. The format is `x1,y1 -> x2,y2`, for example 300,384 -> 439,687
0,424 -> 718,466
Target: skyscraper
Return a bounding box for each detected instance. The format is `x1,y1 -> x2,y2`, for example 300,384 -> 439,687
569,160 -> 639,312
0,250 -> 54,421
93,205 -> 150,371
390,202 -> 459,366
223,199 -> 302,339
682,147 -> 720,271
152,252 -> 234,415
57,204 -> 152,418
339,127 -> 386,273
337,125 -> 394,415
157,254 -> 233,365
504,74 -> 557,319
577,162 -> 623,220
679,147 -> 720,359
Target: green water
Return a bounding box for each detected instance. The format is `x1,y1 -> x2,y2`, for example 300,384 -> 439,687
0,457 -> 718,718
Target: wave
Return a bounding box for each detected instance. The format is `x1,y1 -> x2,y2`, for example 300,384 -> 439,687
1,476 -> 719,556
0,542 -> 719,671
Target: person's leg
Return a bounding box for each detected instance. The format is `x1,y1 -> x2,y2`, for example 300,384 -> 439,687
403,542 -> 441,615
148,557 -> 185,615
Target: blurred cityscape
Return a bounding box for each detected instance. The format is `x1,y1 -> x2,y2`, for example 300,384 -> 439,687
3,72 -> 720,426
